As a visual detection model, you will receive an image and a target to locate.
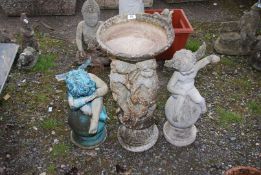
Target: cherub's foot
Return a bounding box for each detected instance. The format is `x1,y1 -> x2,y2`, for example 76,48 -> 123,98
89,121 -> 98,134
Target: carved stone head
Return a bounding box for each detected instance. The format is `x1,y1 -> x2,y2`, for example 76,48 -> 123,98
81,0 -> 100,27
172,49 -> 196,72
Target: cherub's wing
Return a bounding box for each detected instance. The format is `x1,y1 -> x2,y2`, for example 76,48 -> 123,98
194,42 -> 206,60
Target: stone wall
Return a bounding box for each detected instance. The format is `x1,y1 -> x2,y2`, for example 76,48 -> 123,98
96,0 -> 153,9
164,0 -> 205,3
1,0 -> 77,16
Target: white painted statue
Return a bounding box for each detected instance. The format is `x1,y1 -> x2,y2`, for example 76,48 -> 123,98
164,42 -> 220,147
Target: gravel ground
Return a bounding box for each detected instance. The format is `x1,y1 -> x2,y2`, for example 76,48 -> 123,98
0,0 -> 260,175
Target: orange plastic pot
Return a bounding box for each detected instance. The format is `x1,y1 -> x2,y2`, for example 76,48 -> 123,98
145,9 -> 193,60
225,166 -> 261,175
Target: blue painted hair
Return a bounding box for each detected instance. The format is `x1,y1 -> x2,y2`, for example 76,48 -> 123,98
65,69 -> 96,98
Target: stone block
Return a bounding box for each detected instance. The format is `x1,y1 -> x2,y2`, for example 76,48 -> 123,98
1,0 -> 77,16
0,43 -> 19,93
96,0 -> 153,9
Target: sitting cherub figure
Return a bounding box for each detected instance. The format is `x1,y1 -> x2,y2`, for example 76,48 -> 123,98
76,0 -> 110,66
66,70 -> 108,135
56,60 -> 108,148
165,43 -> 220,122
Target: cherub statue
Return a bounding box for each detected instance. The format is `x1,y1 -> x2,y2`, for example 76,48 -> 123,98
76,0 -> 110,66
20,13 -> 39,51
163,43 -> 220,146
56,60 -> 109,148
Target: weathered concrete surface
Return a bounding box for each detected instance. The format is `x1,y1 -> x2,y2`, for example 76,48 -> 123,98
0,43 -> 19,93
1,0 -> 77,16
214,3 -> 261,56
164,0 -> 206,3
96,0 -> 153,9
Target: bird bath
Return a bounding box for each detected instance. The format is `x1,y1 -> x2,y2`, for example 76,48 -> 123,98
97,14 -> 174,152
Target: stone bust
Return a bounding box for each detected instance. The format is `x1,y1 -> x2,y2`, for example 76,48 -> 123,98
76,0 -> 103,58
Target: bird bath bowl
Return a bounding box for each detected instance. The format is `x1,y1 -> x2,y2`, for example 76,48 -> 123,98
97,13 -> 174,62
97,14 -> 174,152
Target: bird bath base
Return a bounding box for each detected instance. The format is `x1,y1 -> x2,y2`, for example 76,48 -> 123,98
163,122 -> 197,147
118,124 -> 159,152
70,128 -> 107,149
97,14 -> 174,152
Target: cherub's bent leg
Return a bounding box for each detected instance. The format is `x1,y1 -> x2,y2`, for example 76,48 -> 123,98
89,97 -> 103,134
188,88 -> 207,113
80,104 -> 92,116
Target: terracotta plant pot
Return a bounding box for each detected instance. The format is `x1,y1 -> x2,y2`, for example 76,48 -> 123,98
224,166 -> 261,175
145,9 -> 194,60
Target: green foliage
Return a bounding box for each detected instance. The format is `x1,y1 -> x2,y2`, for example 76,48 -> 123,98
220,57 -> 237,67
35,31 -> 65,51
47,164 -> 56,174
104,94 -> 118,125
35,93 -> 49,103
248,100 -> 261,115
41,118 -> 61,130
185,39 -> 201,52
204,33 -> 212,41
33,54 -> 56,72
51,143 -> 70,158
232,78 -> 252,91
216,107 -> 243,127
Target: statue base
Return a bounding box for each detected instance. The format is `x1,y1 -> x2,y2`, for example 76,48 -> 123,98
70,128 -> 107,149
117,124 -> 159,152
163,122 -> 197,147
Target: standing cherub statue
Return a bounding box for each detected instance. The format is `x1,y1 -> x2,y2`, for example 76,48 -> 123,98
56,60 -> 109,148
76,0 -> 110,66
20,13 -> 39,51
163,42 -> 220,147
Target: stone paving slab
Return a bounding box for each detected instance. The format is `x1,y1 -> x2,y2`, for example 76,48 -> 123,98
0,43 -> 19,94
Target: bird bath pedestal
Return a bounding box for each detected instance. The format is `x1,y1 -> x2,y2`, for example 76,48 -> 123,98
97,14 -> 174,152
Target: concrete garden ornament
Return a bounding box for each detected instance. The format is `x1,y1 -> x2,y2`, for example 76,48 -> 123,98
18,13 -> 39,69
164,43 -> 220,147
76,0 -> 110,66
56,60 -> 109,149
97,13 -> 174,152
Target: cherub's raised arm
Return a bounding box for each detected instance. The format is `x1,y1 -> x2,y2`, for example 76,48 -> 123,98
89,73 -> 108,97
195,55 -> 220,72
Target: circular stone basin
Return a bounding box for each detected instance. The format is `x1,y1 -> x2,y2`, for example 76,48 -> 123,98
97,14 -> 174,62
